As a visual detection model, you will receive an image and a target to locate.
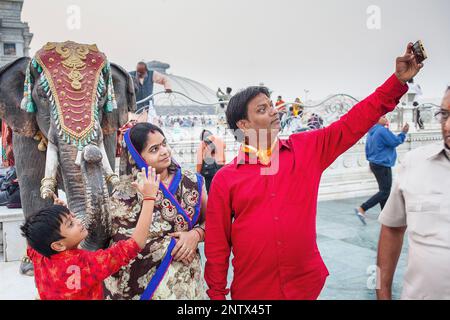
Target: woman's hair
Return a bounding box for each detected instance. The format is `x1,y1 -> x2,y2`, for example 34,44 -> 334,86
129,122 -> 178,174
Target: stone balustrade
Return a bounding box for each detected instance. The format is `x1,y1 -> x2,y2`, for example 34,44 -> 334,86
168,130 -> 443,201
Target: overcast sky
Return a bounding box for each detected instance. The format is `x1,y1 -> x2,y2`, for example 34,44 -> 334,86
21,0 -> 450,102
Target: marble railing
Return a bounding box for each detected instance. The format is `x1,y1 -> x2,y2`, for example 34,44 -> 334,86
168,130 -> 443,201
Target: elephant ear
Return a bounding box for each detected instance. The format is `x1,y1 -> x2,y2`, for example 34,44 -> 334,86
111,62 -> 136,113
99,62 -> 136,171
0,57 -> 39,138
100,62 -> 136,136
113,62 -> 136,123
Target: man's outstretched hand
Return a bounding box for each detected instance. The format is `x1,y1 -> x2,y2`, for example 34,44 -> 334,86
402,122 -> 410,134
395,42 -> 424,84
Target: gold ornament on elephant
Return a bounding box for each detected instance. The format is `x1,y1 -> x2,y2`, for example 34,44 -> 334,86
33,131 -> 48,152
40,177 -> 57,200
43,41 -> 99,91
105,173 -> 120,187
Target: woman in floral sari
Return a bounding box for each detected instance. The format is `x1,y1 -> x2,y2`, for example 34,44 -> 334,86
104,122 -> 208,300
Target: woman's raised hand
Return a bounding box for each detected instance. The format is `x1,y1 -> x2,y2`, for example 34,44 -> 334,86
132,167 -> 161,198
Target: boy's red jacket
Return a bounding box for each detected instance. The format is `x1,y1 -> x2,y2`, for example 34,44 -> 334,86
28,238 -> 140,300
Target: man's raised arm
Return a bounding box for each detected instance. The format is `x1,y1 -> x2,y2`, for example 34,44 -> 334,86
315,42 -> 423,170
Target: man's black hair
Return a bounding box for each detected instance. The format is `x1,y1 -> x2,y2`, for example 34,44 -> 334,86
226,87 -> 232,94
225,86 -> 270,141
20,205 -> 71,257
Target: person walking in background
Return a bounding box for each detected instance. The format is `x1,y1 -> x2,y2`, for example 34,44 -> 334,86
217,87 -> 233,101
307,113 -> 324,130
292,97 -> 304,117
217,87 -> 233,111
275,95 -> 285,110
196,130 -> 226,193
275,96 -> 286,127
355,116 -> 409,225
407,78 -> 424,130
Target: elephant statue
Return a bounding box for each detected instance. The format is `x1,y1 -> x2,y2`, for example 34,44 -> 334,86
0,41 -> 136,256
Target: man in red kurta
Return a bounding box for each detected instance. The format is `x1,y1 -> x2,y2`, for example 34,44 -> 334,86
204,43 -> 424,300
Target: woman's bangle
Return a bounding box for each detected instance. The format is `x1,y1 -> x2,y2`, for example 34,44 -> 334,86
143,197 -> 156,202
193,228 -> 204,242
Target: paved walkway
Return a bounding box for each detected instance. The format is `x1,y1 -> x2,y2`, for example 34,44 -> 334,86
316,197 -> 407,299
0,197 -> 407,300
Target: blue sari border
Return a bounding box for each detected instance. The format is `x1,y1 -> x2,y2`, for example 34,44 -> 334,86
140,238 -> 176,300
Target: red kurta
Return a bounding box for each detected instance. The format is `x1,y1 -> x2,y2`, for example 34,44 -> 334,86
204,74 -> 408,300
28,238 -> 140,300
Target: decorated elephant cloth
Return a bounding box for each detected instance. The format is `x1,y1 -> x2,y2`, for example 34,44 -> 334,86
104,139 -> 207,300
21,41 -> 117,150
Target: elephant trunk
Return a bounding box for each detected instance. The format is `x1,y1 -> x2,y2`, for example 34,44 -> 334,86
80,144 -> 111,251
56,142 -> 112,250
56,142 -> 88,216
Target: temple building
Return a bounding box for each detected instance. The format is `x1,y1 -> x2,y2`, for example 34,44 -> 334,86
144,60 -> 220,116
0,0 -> 32,67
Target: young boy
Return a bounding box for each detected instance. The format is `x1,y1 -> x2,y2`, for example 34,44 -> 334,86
21,167 -> 160,300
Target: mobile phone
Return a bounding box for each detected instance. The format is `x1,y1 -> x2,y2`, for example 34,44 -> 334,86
412,40 -> 427,63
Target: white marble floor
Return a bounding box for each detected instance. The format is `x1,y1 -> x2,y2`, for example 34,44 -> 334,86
0,197 -> 406,300
0,257 -> 37,300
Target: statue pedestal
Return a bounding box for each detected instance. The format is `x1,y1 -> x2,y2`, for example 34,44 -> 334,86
0,208 -> 25,262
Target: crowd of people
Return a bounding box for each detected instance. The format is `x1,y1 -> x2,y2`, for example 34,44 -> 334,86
158,115 -> 218,128
10,43 -> 450,301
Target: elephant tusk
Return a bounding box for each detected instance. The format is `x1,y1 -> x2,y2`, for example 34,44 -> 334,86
98,141 -> 119,187
41,139 -> 59,199
75,150 -> 83,166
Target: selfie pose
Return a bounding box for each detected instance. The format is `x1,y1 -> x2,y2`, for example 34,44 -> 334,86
204,43 -> 424,300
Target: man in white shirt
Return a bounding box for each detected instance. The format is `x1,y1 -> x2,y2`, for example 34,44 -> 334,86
377,87 -> 450,299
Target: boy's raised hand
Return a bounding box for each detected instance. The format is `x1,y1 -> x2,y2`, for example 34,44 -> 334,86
132,167 -> 161,198
52,193 -> 67,207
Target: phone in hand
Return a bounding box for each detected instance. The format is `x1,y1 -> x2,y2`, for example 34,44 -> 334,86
412,40 -> 427,63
